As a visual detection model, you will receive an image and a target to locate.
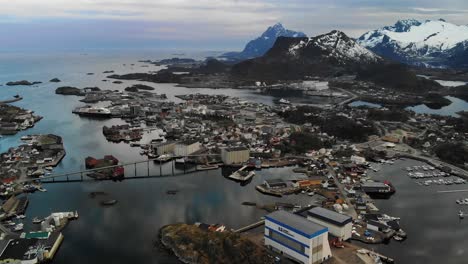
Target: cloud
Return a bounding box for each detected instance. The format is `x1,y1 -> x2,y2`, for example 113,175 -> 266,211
1,0 -> 468,50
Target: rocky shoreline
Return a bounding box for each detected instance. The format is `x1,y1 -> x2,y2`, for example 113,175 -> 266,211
159,224 -> 274,264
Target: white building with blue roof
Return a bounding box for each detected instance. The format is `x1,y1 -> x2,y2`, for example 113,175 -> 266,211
264,210 -> 332,264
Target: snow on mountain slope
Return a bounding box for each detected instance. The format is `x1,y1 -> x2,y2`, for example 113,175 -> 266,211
287,30 -> 381,64
358,19 -> 468,67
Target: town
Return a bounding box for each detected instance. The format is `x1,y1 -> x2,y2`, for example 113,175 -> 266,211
1,75 -> 466,263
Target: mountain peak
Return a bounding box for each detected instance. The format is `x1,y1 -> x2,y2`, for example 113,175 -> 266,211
271,22 -> 284,29
221,23 -> 306,60
393,19 -> 421,32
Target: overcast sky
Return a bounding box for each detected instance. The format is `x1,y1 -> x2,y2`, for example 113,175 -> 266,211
1,0 -> 468,51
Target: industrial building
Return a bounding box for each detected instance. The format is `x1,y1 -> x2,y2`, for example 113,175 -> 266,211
221,147 -> 250,165
265,210 -> 332,264
174,140 -> 201,156
151,142 -> 175,156
307,207 -> 353,241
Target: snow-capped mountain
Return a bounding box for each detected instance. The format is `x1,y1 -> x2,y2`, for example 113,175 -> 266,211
221,23 -> 306,60
280,30 -> 381,64
232,30 -> 381,80
357,19 -> 468,68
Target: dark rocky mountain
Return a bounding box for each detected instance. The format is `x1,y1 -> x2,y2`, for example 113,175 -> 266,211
221,23 -> 306,61
358,19 -> 468,68
232,30 -> 381,80
356,63 -> 442,93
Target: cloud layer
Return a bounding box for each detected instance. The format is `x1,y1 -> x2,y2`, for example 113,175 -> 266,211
1,0 -> 468,50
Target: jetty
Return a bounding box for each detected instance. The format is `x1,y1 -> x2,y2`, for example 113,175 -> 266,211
0,95 -> 23,104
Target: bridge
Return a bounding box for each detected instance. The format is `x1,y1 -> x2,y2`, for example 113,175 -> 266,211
20,154 -> 221,184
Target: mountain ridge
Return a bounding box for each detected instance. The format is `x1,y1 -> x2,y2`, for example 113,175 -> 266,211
357,19 -> 468,68
232,30 -> 381,80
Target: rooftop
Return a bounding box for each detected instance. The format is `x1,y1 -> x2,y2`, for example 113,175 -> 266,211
224,146 -> 249,152
266,210 -> 327,239
307,207 -> 352,227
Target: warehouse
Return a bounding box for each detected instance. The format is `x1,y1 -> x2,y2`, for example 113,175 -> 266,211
174,140 -> 201,156
265,210 -> 332,264
307,207 -> 353,241
151,142 -> 175,156
221,147 -> 249,165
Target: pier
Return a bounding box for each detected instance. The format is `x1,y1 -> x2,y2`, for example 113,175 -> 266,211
0,95 -> 23,104
233,220 -> 264,233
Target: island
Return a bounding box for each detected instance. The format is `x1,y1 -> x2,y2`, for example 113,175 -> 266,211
6,80 -> 42,86
159,224 -> 274,264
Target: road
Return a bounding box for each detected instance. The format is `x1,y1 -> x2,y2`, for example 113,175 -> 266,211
327,165 -> 358,219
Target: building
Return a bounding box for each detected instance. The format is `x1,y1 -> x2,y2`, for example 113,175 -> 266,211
174,140 -> 201,156
221,147 -> 250,165
152,142 -> 175,156
350,155 -> 366,165
307,207 -> 353,241
265,210 -> 332,264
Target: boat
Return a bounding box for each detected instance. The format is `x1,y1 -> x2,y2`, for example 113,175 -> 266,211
196,164 -> 219,171
32,217 -> 43,224
155,154 -> 172,162
72,106 -> 112,118
459,210 -> 466,219
278,98 -> 291,105
4,221 -> 15,226
166,190 -> 179,195
175,158 -> 186,164
21,135 -> 33,141
100,199 -> 118,206
13,223 -> 24,231
395,229 -> 407,239
37,186 -> 47,192
16,214 -> 26,219
360,181 -> 395,198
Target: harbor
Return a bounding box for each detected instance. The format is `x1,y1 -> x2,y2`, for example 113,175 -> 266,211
0,51 -> 467,264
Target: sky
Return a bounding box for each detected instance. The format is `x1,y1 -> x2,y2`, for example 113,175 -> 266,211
1,0 -> 468,51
